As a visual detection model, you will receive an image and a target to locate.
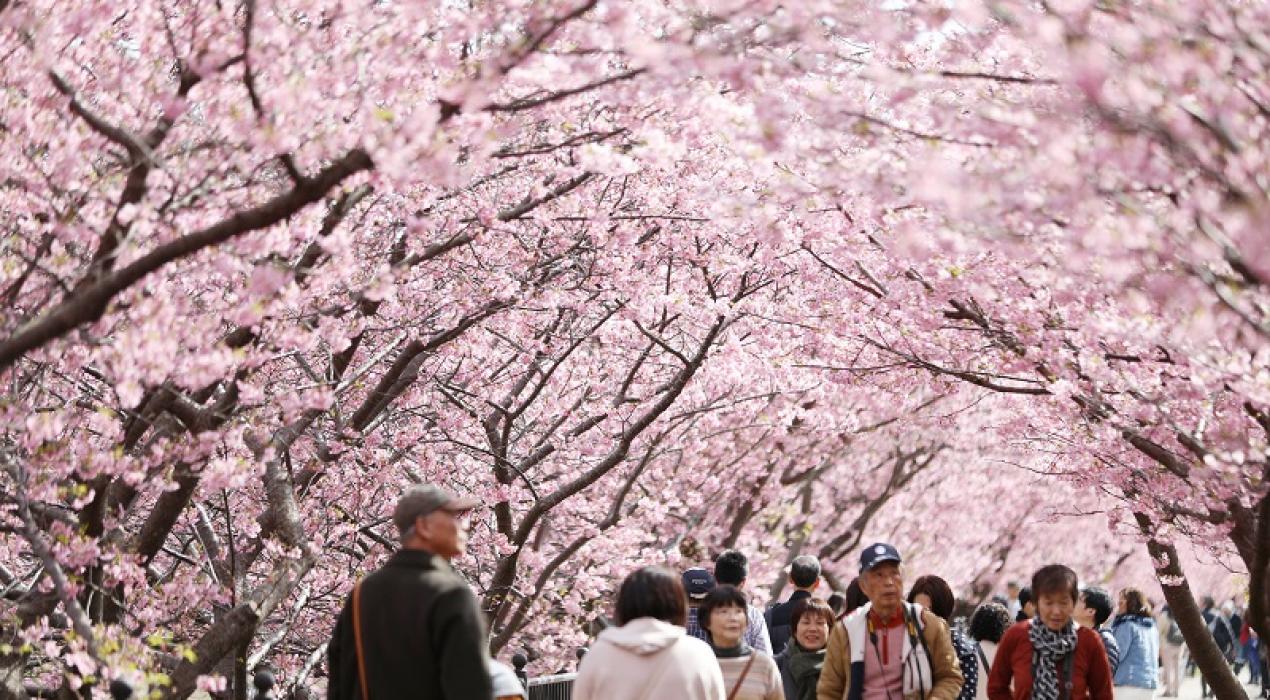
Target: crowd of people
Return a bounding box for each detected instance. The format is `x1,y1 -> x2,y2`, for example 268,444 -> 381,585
326,484 -> 1268,700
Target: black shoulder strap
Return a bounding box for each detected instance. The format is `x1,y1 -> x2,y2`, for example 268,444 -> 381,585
976,642 -> 990,673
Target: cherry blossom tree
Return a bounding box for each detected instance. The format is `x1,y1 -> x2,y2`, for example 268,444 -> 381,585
0,1 -> 1263,699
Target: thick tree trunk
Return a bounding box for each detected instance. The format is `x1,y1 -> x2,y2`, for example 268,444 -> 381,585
1243,488 -> 1269,647
1135,513 -> 1247,700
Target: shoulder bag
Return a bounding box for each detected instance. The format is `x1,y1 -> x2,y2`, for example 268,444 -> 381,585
727,654 -> 757,700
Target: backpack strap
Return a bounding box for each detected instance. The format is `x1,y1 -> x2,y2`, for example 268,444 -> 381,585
911,606 -> 932,693
976,642 -> 990,674
353,580 -> 370,700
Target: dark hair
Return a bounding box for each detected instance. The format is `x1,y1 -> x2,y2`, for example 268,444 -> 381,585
1080,587 -> 1114,627
699,584 -> 748,637
1031,565 -> 1079,604
1121,587 -> 1151,616
791,598 -> 835,635
969,602 -> 1011,643
907,575 -> 956,621
714,550 -> 749,586
790,555 -> 821,589
827,591 -> 846,616
1201,596 -> 1215,610
615,566 -> 687,627
844,577 -> 868,617
1015,586 -> 1033,621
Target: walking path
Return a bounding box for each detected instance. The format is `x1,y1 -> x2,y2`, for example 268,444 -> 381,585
1174,669 -> 1263,699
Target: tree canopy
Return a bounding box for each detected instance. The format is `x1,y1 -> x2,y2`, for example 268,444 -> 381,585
0,1 -> 1265,697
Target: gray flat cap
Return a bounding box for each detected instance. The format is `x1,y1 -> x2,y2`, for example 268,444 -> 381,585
392,484 -> 479,533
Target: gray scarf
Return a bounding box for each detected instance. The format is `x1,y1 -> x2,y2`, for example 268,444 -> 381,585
1028,618 -> 1076,700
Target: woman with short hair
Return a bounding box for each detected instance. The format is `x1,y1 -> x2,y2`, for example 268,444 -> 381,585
701,585 -> 785,700
1110,587 -> 1159,700
910,575 -> 978,700
987,564 -> 1114,700
573,566 -> 726,700
774,598 -> 833,700
968,603 -> 1012,700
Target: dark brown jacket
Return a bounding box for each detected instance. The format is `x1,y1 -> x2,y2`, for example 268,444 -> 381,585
328,549 -> 492,700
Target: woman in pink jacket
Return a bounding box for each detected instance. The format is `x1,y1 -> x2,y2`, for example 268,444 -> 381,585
574,566 -> 727,700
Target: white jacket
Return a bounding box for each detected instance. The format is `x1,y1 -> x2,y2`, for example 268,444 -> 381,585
573,617 -> 727,700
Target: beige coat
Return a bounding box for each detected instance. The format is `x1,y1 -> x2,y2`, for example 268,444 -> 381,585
817,607 -> 964,700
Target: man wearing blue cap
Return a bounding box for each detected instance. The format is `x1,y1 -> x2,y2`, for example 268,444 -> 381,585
683,566 -> 717,642
817,543 -> 963,700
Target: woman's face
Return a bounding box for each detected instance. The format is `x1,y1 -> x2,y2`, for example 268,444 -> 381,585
1038,591 -> 1075,631
795,613 -> 830,651
708,603 -> 748,647
1118,594 -> 1128,614
913,593 -> 934,611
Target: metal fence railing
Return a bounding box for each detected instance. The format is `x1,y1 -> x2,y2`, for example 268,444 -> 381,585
527,672 -> 577,700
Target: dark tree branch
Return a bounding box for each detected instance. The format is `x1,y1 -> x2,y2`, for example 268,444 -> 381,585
0,149 -> 373,372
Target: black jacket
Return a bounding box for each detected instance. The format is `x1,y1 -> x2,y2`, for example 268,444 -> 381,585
328,549 -> 493,700
766,589 -> 813,654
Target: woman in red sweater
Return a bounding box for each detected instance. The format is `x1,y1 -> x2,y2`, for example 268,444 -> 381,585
987,565 -> 1114,700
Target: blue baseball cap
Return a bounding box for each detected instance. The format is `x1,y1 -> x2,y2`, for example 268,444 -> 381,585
682,567 -> 716,600
859,542 -> 902,573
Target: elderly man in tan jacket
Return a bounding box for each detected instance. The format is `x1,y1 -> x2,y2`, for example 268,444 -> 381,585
818,543 -> 963,700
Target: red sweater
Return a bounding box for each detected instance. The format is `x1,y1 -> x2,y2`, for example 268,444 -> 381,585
987,622 -> 1114,700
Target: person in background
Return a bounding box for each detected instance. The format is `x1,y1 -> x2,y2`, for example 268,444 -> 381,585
769,556 -> 822,654
817,542 -> 963,700
1201,599 -> 1237,698
1241,615 -> 1261,685
775,598 -> 834,700
328,484 -> 491,700
1073,587 -> 1120,675
986,564 -> 1113,700
841,577 -> 868,619
1015,587 -> 1035,623
684,566 -> 718,643
489,660 -> 526,700
827,591 -> 846,618
1198,596 -> 1218,697
1006,582 -> 1022,621
715,549 -> 774,654
968,603 -> 1011,700
701,585 -> 785,700
573,565 -> 725,700
1231,604 -> 1246,677
909,575 -> 979,700
1155,604 -> 1185,698
1111,588 -> 1159,700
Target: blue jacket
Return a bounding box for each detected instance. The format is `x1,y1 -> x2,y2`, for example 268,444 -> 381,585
1111,614 -> 1159,689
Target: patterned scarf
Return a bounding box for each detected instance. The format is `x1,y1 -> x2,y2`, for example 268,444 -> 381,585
1028,618 -> 1077,700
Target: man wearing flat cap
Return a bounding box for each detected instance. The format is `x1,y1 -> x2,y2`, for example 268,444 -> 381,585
328,484 -> 492,699
818,542 -> 963,700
